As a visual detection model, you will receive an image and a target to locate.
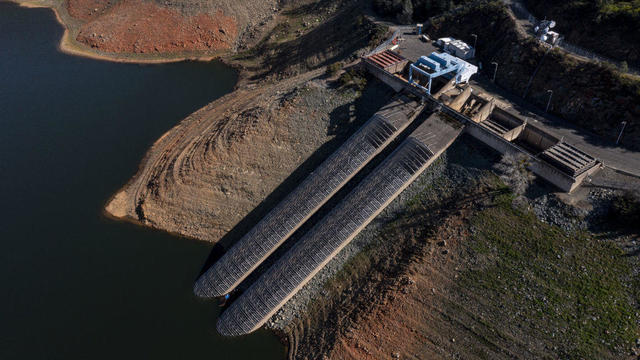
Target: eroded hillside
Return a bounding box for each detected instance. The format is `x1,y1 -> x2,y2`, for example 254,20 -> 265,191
286,139 -> 640,360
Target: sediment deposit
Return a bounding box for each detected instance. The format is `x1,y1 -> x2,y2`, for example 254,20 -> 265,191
74,0 -> 238,54
14,0 -> 280,60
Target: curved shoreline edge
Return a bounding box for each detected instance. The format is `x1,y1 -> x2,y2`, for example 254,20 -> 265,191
9,0 -> 247,233
11,0 -> 229,64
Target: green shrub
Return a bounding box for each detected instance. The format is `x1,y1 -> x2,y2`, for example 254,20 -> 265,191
326,62 -> 343,77
338,68 -> 368,90
372,0 -> 473,23
620,60 -> 629,72
609,191 -> 640,231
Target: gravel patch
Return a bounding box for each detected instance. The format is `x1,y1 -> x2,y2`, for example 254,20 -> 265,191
530,188 -> 619,233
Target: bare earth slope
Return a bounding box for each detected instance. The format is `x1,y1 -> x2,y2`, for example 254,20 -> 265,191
14,0 -> 279,61
106,70 -> 351,242
103,0 -> 386,243
287,150 -> 639,359
74,0 -> 239,54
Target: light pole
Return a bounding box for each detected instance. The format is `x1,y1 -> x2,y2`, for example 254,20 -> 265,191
491,61 -> 498,82
471,33 -> 477,57
616,121 -> 627,144
545,90 -> 553,112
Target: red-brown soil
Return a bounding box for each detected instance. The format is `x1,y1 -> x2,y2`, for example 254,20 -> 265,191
66,0 -> 113,21
72,0 -> 238,53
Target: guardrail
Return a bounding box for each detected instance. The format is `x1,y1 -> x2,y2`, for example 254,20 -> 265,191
368,30 -> 400,56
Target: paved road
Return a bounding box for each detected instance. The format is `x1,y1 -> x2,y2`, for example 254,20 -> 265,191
470,76 -> 640,177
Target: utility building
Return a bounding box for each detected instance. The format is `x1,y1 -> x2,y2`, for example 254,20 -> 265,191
445,39 -> 475,59
437,37 -> 475,59
408,52 -> 478,95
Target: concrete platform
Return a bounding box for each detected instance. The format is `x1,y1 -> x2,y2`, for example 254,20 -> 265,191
541,142 -> 598,177
394,31 -> 439,63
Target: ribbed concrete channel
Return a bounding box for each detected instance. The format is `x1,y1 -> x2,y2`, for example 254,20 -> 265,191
194,96 -> 425,298
217,112 -> 462,336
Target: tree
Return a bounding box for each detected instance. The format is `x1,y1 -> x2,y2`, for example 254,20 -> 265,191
493,153 -> 535,196
397,0 -> 414,23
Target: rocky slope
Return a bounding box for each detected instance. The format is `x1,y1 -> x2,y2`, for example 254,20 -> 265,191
106,72 -> 370,243
285,139 -> 640,359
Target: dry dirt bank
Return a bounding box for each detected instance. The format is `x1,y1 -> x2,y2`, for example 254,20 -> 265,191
73,0 -> 238,54
12,0 -> 279,62
106,71 -> 369,243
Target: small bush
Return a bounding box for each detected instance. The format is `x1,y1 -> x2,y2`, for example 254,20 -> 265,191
609,191 -> 640,231
620,60 -> 629,72
493,153 -> 534,196
326,62 -> 343,77
338,68 -> 368,90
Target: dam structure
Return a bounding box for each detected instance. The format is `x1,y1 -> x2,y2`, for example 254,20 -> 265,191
194,96 -> 425,298
216,113 -> 462,336
363,48 -> 601,192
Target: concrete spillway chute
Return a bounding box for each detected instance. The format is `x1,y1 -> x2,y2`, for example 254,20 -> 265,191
433,77 -> 457,99
471,98 -> 496,123
448,86 -> 472,112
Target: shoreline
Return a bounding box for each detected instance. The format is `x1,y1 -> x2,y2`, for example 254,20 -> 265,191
12,0 -> 231,64
5,0 -> 250,238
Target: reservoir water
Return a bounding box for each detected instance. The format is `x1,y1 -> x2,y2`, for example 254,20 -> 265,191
0,2 -> 284,358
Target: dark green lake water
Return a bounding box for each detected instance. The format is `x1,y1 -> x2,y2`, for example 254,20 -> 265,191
0,2 -> 284,358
